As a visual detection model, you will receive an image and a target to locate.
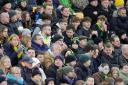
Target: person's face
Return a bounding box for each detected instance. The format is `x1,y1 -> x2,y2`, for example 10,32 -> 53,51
62,8 -> 70,17
21,1 -> 27,7
102,65 -> 110,74
0,13 -> 10,24
37,54 -> 44,63
35,36 -> 43,45
16,10 -> 22,19
55,59 -> 63,67
45,26 -> 51,36
122,45 -> 128,57
112,37 -> 120,47
98,42 -> 104,50
25,13 -> 30,21
86,77 -> 94,85
3,3 -> 11,12
60,22 -> 67,32
11,15 -> 17,22
10,36 -> 19,46
69,61 -> 76,67
112,69 -> 119,78
32,74 -> 42,84
104,47 -> 113,56
101,0 -> 109,9
48,81 -> 55,85
72,21 -> 80,30
118,9 -> 127,17
45,5 -> 53,15
79,39 -> 87,47
83,21 -> 91,29
12,70 -> 21,78
27,49 -> 35,58
3,28 -> 8,37
26,40 -> 31,48
25,62 -> 33,69
122,65 -> 128,74
83,60 -> 91,67
45,59 -> 52,69
92,49 -> 99,58
3,59 -> 11,68
66,29 -> 74,38
67,70 -> 76,79
90,0 -> 98,7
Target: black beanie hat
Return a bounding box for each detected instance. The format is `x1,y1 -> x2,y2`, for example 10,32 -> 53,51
65,55 -> 76,63
93,37 -> 103,45
51,34 -> 64,43
55,55 -> 64,63
32,69 -> 41,77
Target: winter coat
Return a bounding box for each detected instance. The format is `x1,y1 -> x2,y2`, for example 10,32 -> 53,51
119,70 -> 128,85
21,67 -> 39,85
83,4 -> 100,24
118,55 -> 128,67
31,40 -> 49,53
8,22 -> 19,35
92,72 -> 111,85
3,43 -> 22,66
76,27 -> 91,38
99,51 -> 119,68
75,63 -> 92,80
91,24 -> 108,42
45,64 -> 59,80
110,16 -> 128,34
98,5 -> 114,22
7,73 -> 24,85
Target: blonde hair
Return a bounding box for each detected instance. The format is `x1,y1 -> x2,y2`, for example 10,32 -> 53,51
8,34 -> 19,42
0,55 -> 10,65
10,66 -> 21,74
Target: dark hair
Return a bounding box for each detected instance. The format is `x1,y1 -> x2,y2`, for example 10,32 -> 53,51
42,14 -> 52,20
84,44 -> 98,52
41,24 -> 51,31
66,24 -> 75,32
82,17 -> 92,22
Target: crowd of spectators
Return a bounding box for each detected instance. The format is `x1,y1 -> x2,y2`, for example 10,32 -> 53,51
0,0 -> 128,85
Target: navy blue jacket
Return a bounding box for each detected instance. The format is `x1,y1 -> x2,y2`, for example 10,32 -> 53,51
31,40 -> 49,53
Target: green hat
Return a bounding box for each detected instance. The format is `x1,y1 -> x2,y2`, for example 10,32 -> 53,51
63,66 -> 74,75
58,66 -> 74,75
79,54 -> 90,63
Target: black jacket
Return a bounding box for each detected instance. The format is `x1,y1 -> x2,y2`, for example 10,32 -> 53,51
110,16 -> 128,34
83,4 -> 100,24
3,43 -> 22,66
75,63 -> 92,80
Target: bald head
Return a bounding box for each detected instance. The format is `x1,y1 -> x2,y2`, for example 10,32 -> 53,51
0,12 -> 9,24
122,45 -> 128,58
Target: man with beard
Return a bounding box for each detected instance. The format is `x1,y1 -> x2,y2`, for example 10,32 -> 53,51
110,7 -> 128,35
39,24 -> 51,47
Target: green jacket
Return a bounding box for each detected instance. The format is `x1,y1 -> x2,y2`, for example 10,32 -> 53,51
119,70 -> 128,85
